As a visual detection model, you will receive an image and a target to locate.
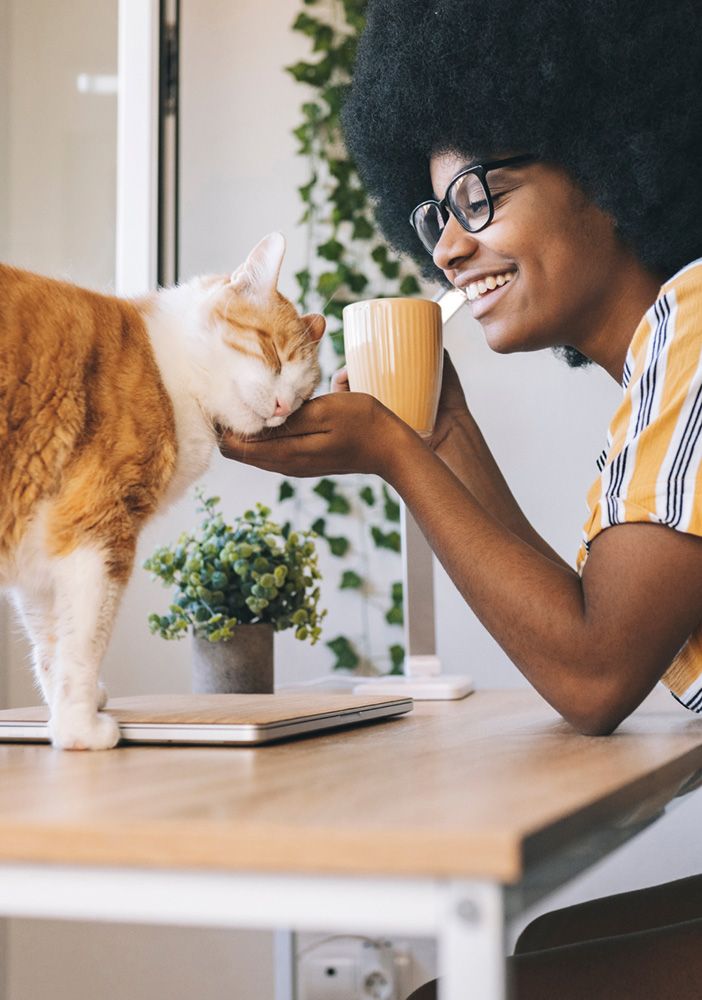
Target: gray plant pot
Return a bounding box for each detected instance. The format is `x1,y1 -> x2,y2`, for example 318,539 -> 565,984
191,624 -> 275,694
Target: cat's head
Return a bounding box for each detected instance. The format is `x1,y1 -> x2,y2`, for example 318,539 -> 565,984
192,233 -> 325,437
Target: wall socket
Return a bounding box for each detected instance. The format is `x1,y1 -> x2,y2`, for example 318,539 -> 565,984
296,935 -> 436,1000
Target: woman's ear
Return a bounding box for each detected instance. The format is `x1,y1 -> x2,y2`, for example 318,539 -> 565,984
301,312 -> 326,342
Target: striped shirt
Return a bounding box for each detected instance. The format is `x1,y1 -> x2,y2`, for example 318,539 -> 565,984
577,258 -> 702,714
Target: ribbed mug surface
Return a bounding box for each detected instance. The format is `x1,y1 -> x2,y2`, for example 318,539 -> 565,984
342,298 -> 443,437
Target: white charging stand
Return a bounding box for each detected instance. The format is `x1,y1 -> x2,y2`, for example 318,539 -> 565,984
352,506 -> 473,701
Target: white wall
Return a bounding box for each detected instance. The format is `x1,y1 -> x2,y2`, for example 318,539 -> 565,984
1,0 -> 700,997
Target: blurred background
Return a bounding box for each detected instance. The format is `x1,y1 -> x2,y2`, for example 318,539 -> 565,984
0,1 -> 698,998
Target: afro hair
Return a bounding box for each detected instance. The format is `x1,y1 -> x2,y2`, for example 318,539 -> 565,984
342,0 -> 702,285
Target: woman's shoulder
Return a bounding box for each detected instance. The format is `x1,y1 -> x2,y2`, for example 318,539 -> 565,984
660,257 -> 702,298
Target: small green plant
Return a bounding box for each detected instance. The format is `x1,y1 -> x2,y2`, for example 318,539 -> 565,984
144,494 -> 326,644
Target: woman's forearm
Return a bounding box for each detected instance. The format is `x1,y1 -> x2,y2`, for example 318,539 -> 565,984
385,424 -> 614,730
431,414 -> 572,570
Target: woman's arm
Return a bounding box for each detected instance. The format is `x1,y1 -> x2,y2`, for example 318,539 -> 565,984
219,392 -> 702,733
387,422 -> 702,733
335,356 -> 571,570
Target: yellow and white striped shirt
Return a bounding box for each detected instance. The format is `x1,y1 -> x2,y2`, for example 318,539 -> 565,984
577,259 -> 702,714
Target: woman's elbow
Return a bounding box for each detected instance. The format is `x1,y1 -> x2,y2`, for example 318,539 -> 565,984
558,682 -> 634,736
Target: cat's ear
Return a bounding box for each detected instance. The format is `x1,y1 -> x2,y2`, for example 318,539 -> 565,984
230,232 -> 286,301
301,312 -> 326,343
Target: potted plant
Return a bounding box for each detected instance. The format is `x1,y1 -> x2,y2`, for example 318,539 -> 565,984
144,494 -> 326,693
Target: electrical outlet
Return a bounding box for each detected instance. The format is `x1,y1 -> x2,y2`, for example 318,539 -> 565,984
297,937 -> 404,1000
296,934 -> 436,1000
298,952 -> 359,999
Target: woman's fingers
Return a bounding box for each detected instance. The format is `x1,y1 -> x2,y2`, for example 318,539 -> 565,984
331,366 -> 350,392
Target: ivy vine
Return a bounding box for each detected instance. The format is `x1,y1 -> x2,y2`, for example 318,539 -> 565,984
283,0 -> 423,674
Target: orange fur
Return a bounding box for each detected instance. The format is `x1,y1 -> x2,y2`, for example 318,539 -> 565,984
0,264 -> 177,583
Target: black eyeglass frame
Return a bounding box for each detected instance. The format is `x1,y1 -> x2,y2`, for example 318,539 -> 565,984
409,153 -> 537,254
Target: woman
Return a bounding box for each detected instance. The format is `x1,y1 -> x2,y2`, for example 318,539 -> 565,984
220,0 -> 702,995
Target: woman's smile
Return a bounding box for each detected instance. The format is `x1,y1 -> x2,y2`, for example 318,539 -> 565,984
458,269 -> 517,317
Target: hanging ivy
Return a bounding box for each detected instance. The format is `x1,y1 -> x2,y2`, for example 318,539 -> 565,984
283,0 -> 422,677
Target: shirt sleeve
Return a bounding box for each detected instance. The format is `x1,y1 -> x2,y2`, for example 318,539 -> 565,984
582,264 -> 702,552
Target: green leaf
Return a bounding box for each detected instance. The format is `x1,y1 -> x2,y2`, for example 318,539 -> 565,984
383,485 -> 401,523
316,270 -> 343,297
311,517 -> 326,536
385,605 -> 404,626
340,570 -> 363,590
399,274 -> 421,296
292,12 -> 321,35
345,271 -> 368,294
388,644 -> 405,675
328,158 -> 354,182
301,101 -> 323,121
371,526 -> 401,553
329,329 -> 346,356
371,245 -> 388,265
326,635 -> 360,671
323,299 -> 352,320
286,58 -> 334,87
295,269 -> 311,295
321,84 -> 348,116
359,485 -> 376,506
351,216 -> 374,240
328,535 -> 350,557
278,480 -> 295,502
313,478 -> 336,501
391,581 -> 403,605
328,495 -> 351,515
317,238 -> 344,262
380,260 -> 401,280
298,176 -> 317,204
312,25 -> 334,52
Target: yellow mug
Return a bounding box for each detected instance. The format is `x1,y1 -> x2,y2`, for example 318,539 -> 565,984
342,297 -> 443,438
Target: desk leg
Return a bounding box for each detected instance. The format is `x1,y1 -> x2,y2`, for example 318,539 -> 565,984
438,882 -> 506,1000
274,929 -> 296,1000
0,918 -> 6,1000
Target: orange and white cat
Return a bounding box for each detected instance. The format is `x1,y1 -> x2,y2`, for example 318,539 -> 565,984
0,232 -> 324,750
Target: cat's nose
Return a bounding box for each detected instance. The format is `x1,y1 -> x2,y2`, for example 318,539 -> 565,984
273,398 -> 291,418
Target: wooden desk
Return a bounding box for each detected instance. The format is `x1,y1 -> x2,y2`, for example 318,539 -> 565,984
0,690 -> 700,1000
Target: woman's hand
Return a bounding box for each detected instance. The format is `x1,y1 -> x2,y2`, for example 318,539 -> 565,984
218,391 -> 410,479
331,354 -> 473,454
426,351 -> 474,452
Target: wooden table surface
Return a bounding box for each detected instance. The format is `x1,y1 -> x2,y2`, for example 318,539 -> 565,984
0,690 -> 700,883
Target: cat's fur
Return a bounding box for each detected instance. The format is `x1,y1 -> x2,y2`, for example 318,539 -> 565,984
0,233 -> 324,749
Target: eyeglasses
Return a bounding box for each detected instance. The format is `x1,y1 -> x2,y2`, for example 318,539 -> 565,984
409,154 -> 536,255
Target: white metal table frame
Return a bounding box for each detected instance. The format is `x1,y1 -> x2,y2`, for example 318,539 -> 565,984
0,865 -> 504,1000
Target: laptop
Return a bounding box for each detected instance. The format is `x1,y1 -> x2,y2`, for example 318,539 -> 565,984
0,692 -> 413,746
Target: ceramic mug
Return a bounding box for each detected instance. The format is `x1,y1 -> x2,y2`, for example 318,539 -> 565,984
342,297 -> 443,439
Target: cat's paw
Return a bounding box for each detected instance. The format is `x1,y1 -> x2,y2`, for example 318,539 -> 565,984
48,707 -> 121,751
96,682 -> 109,710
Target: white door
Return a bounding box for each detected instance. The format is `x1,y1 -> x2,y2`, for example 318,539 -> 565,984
116,0 -> 178,295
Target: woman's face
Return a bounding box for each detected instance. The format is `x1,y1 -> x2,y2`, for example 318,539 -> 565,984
429,152 -> 638,358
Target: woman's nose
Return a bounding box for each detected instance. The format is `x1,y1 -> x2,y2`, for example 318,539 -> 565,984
432,215 -> 479,273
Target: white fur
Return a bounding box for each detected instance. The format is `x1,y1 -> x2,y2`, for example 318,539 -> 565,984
145,234 -> 320,502
9,517 -> 120,750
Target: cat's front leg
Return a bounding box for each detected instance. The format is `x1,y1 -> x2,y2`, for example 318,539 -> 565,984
10,588 -> 58,706
48,546 -> 124,751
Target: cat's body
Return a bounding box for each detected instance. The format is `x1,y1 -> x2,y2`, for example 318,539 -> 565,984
0,233 -> 324,749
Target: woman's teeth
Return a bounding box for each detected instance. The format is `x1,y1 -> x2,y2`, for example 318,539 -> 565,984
465,271 -> 515,302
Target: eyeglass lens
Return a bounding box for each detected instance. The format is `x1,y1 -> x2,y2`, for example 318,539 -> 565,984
413,202 -> 446,253
449,172 -> 490,231
413,171 -> 491,253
